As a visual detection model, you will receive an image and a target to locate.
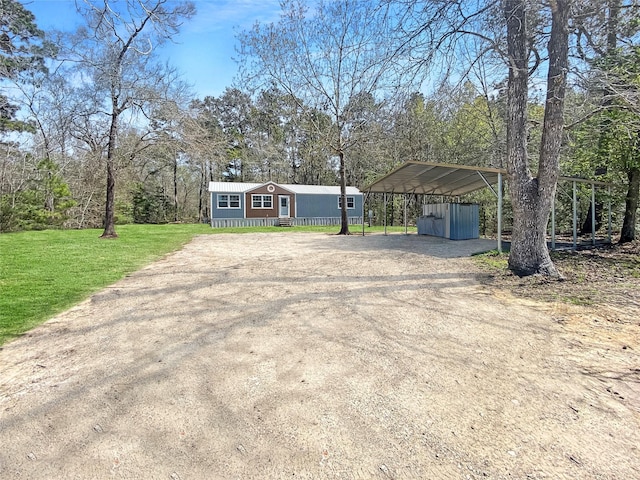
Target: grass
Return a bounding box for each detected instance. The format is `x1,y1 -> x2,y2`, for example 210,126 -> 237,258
472,249 -> 509,270
0,224 -> 212,345
473,245 -> 640,314
0,222 -> 413,345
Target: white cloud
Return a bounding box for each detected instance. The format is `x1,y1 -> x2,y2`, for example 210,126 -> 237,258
185,0 -> 282,34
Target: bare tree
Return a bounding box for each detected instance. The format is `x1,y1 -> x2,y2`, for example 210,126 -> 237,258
182,100 -> 228,222
239,0 -> 407,234
67,0 -> 195,238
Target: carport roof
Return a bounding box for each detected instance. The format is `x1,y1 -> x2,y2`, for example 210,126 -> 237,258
363,161 -> 611,196
363,161 -> 503,196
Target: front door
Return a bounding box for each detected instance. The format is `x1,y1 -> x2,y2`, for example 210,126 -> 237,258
279,195 -> 290,218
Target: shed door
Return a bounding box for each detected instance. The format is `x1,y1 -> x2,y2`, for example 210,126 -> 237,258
279,195 -> 290,218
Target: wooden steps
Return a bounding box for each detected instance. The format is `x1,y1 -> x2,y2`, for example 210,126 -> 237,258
277,217 -> 293,227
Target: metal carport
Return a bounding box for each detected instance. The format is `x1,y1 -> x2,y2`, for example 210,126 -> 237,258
362,161 -> 612,252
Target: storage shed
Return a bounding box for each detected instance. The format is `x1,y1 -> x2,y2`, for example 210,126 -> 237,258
418,203 -> 479,240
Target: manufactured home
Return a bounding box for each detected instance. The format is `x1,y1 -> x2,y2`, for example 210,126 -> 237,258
209,181 -> 363,227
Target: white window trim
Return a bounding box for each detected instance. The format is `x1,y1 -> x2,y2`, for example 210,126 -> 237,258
252,194 -> 273,209
217,194 -> 241,209
338,196 -> 355,209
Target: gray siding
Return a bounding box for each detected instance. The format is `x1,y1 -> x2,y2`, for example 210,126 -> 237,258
211,190 -> 364,220
296,193 -> 363,217
211,192 -> 244,219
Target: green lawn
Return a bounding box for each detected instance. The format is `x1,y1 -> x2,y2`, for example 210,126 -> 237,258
0,223 -> 410,345
0,224 -> 213,345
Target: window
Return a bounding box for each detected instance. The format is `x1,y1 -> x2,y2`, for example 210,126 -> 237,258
338,196 -> 355,209
217,194 -> 240,209
252,194 -> 273,209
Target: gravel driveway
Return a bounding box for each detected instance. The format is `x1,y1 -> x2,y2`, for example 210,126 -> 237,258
1,232 -> 638,479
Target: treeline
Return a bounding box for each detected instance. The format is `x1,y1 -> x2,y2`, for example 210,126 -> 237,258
1,0 -> 638,246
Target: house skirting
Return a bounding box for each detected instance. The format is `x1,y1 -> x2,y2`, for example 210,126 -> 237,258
210,216 -> 363,228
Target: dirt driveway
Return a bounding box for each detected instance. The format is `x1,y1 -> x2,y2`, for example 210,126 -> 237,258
1,232 -> 638,479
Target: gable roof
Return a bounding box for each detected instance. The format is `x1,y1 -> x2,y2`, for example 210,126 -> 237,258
363,161 -> 503,196
363,160 -> 611,196
244,181 -> 296,195
209,181 -> 361,195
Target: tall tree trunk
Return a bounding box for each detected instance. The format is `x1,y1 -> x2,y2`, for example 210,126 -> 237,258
101,108 -> 118,238
581,202 -> 603,234
338,149 -> 350,235
198,163 -> 205,223
604,0 -> 638,243
505,0 -> 569,276
585,0 -> 619,237
620,166 -> 639,243
173,156 -> 178,222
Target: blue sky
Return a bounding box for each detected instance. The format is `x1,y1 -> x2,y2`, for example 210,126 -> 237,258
23,0 -> 282,99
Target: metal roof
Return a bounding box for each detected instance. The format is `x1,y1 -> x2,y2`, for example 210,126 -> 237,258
208,181 -> 361,195
364,161 -> 503,196
363,161 -> 611,196
284,184 -> 361,195
209,182 -> 262,193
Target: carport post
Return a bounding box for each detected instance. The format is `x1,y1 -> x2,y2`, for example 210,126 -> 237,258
404,194 -> 408,235
591,182 -> 596,246
362,191 -> 367,236
551,196 -> 556,251
607,185 -> 612,243
572,181 -> 577,250
384,192 -> 387,236
497,172 -> 503,253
